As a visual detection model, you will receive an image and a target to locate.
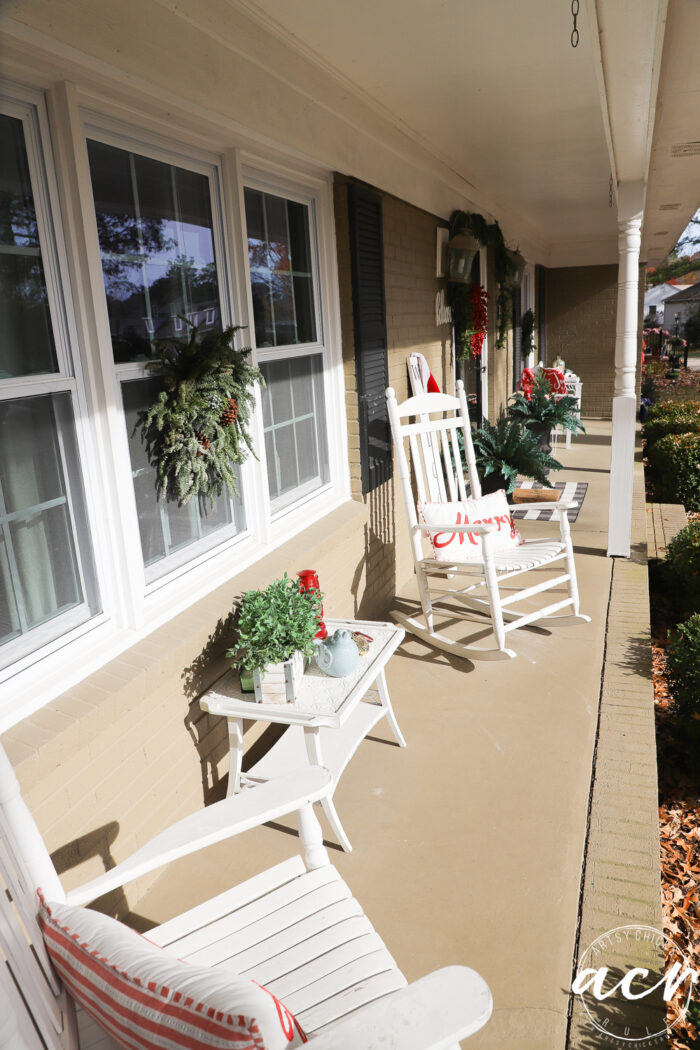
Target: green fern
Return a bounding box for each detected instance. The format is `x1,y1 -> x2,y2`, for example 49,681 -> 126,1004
508,371 -> 585,434
469,417 -> 562,494
138,323 -> 264,506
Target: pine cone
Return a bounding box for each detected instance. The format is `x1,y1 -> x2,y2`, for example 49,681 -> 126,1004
219,397 -> 239,426
195,432 -> 211,457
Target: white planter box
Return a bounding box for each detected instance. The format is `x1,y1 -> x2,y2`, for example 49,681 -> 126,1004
253,650 -> 304,704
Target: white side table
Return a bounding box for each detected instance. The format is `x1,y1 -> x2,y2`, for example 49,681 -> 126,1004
200,618 -> 406,852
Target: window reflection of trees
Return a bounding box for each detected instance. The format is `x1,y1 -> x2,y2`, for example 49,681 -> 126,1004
88,142 -> 223,363
0,114 -> 57,377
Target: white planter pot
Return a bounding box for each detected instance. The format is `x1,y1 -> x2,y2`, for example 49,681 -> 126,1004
253,650 -> 304,704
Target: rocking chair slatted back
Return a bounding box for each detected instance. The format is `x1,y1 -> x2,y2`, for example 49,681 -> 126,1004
387,383 -> 481,552
406,355 -> 447,503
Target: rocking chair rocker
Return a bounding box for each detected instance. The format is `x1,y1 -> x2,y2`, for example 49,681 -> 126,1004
386,381 -> 590,660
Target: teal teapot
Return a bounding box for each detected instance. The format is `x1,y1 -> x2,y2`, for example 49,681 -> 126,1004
314,629 -> 359,678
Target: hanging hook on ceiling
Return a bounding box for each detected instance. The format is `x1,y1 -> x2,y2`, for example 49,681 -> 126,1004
571,0 -> 580,47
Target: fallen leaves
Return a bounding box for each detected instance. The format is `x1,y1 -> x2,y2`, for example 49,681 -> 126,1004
654,640 -> 700,1049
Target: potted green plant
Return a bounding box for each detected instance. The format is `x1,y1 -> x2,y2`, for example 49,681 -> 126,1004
227,574 -> 323,703
469,417 -> 562,498
507,370 -> 584,458
139,323 -> 264,507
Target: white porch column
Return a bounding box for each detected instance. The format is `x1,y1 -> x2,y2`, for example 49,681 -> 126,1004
607,182 -> 644,558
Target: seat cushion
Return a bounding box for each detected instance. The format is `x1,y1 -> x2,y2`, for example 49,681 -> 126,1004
418,492 -> 521,563
38,892 -> 306,1050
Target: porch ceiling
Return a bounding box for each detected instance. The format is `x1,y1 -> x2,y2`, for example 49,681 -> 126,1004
2,0 -> 697,268
642,0 -> 700,264
234,0 -> 699,268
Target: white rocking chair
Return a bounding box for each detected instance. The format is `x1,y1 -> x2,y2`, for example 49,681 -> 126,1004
386,380 -> 590,660
0,743 -> 492,1050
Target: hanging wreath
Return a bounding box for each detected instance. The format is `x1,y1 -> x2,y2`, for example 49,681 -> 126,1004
138,323 -> 264,507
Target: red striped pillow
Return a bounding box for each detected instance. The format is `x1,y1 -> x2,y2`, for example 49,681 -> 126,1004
38,892 -> 306,1050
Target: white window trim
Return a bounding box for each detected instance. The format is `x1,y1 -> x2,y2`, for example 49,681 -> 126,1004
0,88 -> 107,676
240,159 -> 349,520
82,121 -> 248,589
0,85 -> 351,730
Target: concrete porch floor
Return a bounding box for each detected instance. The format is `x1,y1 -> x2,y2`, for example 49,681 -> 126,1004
132,420 -> 656,1049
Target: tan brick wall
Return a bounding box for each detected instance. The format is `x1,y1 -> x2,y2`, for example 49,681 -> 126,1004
2,501 -> 370,915
333,175 -> 454,615
544,263 -> 644,419
545,264 -> 618,417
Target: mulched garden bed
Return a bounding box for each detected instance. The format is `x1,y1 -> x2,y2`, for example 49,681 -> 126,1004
649,489 -> 700,1047
645,360 -> 700,402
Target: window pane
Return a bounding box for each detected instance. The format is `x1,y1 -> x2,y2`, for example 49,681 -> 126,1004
0,114 -> 58,377
244,189 -> 316,348
87,140 -> 223,363
260,354 -> 328,509
0,394 -> 97,652
121,378 -> 240,572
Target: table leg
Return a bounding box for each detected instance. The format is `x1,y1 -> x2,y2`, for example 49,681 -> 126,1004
303,726 -> 353,853
226,717 -> 244,797
376,667 -> 406,747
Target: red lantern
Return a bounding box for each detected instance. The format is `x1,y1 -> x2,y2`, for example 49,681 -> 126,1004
296,569 -> 327,640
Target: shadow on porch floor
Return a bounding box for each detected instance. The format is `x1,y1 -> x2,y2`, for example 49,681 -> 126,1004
133,420 -> 660,1050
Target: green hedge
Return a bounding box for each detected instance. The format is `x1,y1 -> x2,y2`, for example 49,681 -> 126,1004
666,521 -> 700,615
642,400 -> 700,447
667,614 -> 700,719
647,432 -> 700,510
666,614 -> 700,773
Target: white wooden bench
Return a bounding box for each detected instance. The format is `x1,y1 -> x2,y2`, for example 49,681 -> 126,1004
0,742 -> 492,1050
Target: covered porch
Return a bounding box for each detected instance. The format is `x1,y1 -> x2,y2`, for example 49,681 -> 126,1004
49,418 -> 652,1049
1,1 -> 697,1046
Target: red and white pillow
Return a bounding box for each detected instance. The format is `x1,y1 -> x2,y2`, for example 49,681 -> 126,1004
543,368 -> 568,396
38,892 -> 306,1050
418,491 -> 521,563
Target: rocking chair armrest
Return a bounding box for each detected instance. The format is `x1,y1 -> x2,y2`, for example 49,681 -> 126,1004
304,966 -> 492,1050
412,522 -> 498,536
66,767 -> 332,906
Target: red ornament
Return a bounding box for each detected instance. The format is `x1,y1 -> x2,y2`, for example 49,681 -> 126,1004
296,569 -> 327,640
469,283 -> 489,359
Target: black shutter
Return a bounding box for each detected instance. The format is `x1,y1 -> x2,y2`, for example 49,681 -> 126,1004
348,185 -> 392,494
536,264 -> 546,362
512,287 -> 523,388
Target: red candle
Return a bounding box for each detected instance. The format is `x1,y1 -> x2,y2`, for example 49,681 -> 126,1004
297,569 -> 327,640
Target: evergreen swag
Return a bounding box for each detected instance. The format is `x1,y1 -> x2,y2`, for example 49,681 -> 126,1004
139,323 -> 264,507
446,210 -> 519,351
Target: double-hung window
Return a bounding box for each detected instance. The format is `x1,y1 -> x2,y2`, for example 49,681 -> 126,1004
0,100 -> 99,668
86,136 -> 244,580
244,182 -> 329,513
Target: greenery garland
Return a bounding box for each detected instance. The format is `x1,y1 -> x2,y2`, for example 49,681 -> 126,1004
446,210 -> 519,351
139,323 -> 264,507
521,308 -> 535,360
